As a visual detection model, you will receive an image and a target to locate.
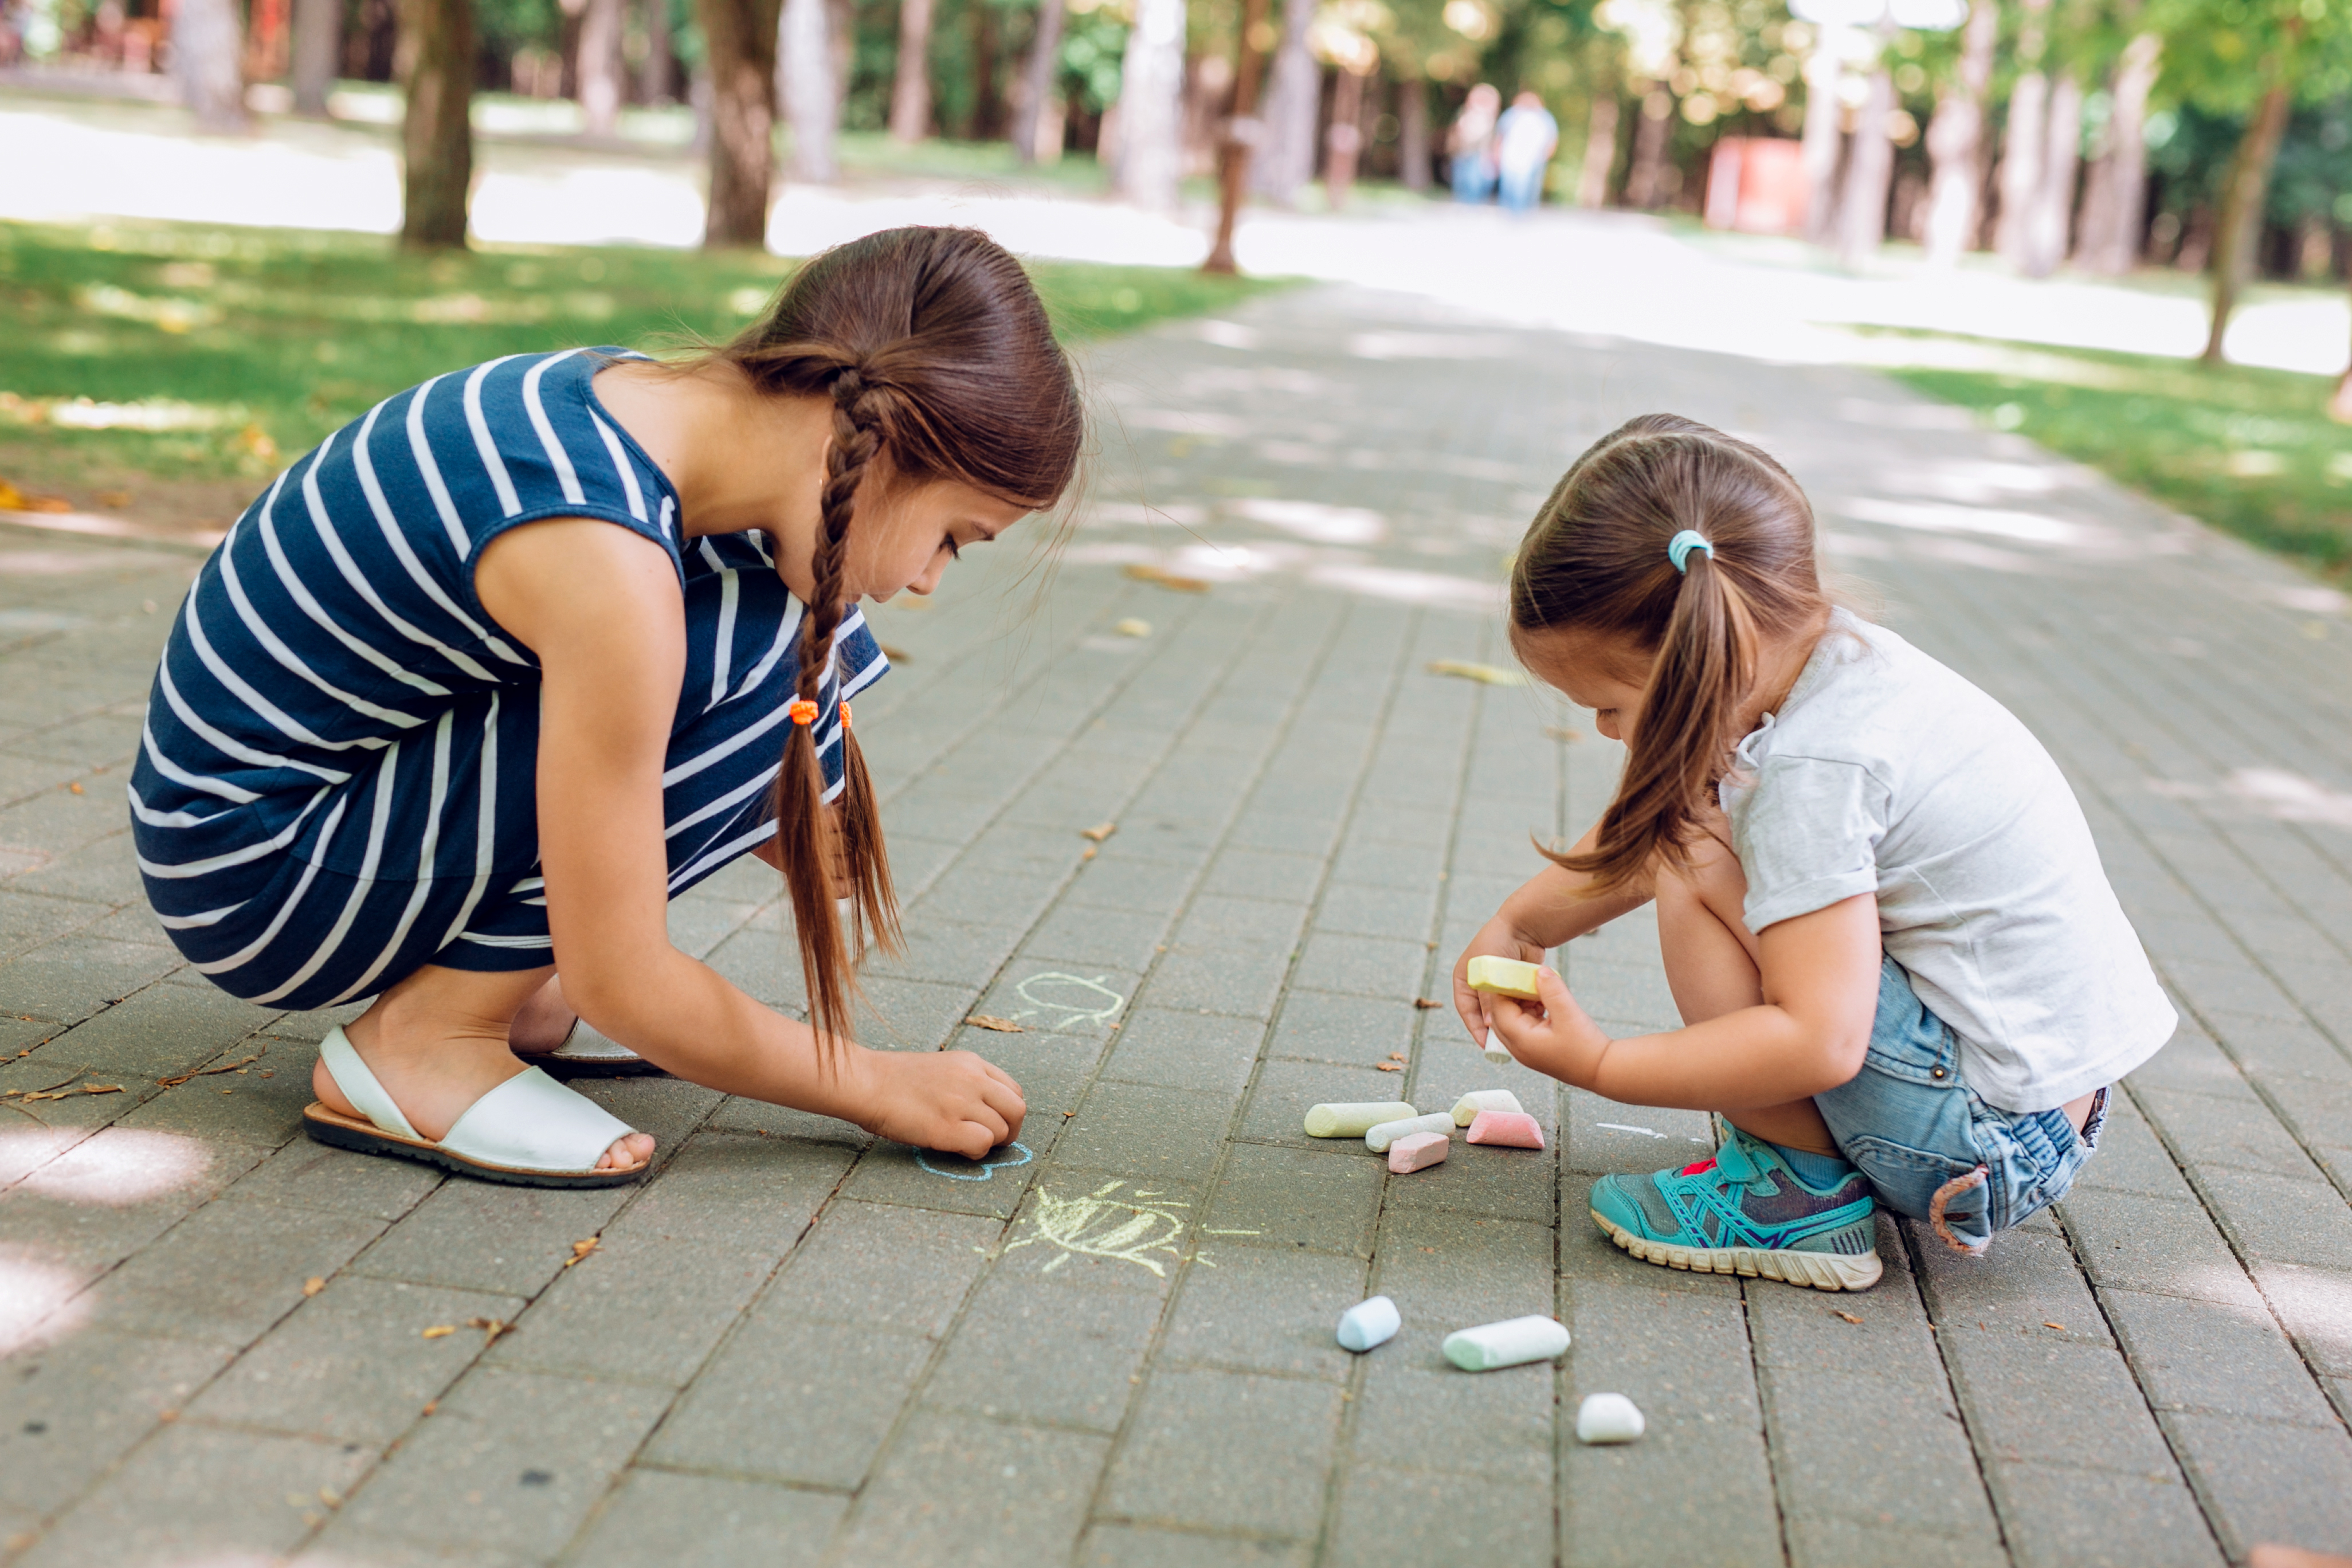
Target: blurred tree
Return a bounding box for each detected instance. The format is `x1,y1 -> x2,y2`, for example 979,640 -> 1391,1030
2073,25 -> 2161,272
1205,0 -> 1270,266
1840,25 -> 1898,266
1922,0 -> 1996,264
1115,0 -> 1186,205
401,0 -> 474,246
697,0 -> 781,244
892,0 -> 938,136
781,0 -> 839,177
176,0 -> 249,129
1013,0 -> 1070,158
1996,0 -> 2052,265
291,0 -> 339,114
579,0 -> 628,132
1254,0 -> 1317,201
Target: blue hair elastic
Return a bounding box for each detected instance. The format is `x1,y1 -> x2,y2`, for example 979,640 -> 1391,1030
1667,530 -> 1715,574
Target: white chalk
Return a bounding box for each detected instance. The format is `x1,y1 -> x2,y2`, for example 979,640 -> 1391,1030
1336,1295 -> 1401,1352
1304,1101 -> 1414,1139
1364,1111 -> 1455,1152
1442,1315 -> 1570,1372
1480,1029 -> 1514,1066
1452,1089 -> 1525,1127
1575,1393 -> 1646,1444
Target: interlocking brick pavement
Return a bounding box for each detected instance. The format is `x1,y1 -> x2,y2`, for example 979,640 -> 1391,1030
3,283 -> 2351,1565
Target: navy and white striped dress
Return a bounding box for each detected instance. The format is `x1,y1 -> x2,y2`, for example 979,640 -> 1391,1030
131,349 -> 887,1012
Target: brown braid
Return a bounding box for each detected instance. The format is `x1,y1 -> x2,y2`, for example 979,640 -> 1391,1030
715,228 -> 1083,1067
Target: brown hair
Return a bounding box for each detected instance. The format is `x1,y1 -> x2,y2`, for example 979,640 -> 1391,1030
717,226 -> 1083,1057
1508,413 -> 1828,894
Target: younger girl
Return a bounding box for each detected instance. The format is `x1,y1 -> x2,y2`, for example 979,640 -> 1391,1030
133,227 -> 1076,1185
1453,414 -> 2174,1289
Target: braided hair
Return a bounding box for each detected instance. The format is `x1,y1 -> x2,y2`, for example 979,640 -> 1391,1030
720,228 -> 1083,1060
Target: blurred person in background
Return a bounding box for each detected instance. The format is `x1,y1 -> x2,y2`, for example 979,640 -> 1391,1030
1493,89 -> 1559,214
1448,83 -> 1501,203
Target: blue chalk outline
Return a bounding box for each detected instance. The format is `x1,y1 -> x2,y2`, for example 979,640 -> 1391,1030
916,1140 -> 1034,1182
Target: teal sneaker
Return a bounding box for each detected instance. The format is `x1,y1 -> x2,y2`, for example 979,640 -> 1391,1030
1589,1127 -> 1883,1292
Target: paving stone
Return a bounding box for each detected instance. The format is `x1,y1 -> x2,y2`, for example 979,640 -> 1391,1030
1052,1081 -> 1241,1183
1560,1089 -> 1715,1174
324,1367 -> 665,1561
1076,1524 -> 1310,1567
347,1178 -> 636,1297
645,1315 -> 931,1488
1381,1138 -> 1557,1222
1287,932 -> 1428,1002
0,1327 -> 233,1516
761,1199 -> 996,1335
2251,1263 -> 2352,1374
1139,944 -> 1292,1021
1264,989 -> 1420,1068
2075,1093 -> 2191,1198
2100,1288 -> 2342,1425
0,938 -> 181,1025
1101,1367 -> 1343,1538
861,917 -> 1026,987
923,1267 -> 1165,1430
1205,1142 -> 1383,1256
1781,1514 -> 2012,1568
1197,849 -> 1326,904
230,1137 -> 444,1222
189,1275 -> 525,1445
1062,855 -> 1201,914
1236,1056 -> 1405,1148
842,1135 -> 1049,1221
566,1470 -> 844,1568
1911,1221 -> 2108,1342
1100,1009 -> 1265,1095
2057,1187 -> 2268,1308
83,1195 -> 385,1347
1173,894 -> 1313,949
1761,1362 -> 1996,1539
1022,903 -> 1175,972
28,983 -> 269,1077
1941,1331 -> 2179,1477
831,1411 -> 1107,1567
1158,1241 -> 1366,1381
1327,1466 -> 1553,1567
2189,1166 -> 2352,1268
1981,1459 -> 2222,1568
119,1047 -> 316,1146
990,1171 -> 1202,1295
971,962 -> 1141,1040
14,1422 -> 375,1568
2137,1086 -> 2334,1182
2157,1409 -> 2352,1560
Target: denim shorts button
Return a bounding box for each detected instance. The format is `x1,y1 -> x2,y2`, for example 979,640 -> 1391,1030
1930,1067 -> 1946,1079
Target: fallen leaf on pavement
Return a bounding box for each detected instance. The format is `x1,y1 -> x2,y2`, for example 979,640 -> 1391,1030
303,1277 -> 326,1297
564,1237 -> 600,1268
468,1316 -> 512,1345
80,1084 -> 121,1095
421,1325 -> 456,1339
2043,1321 -> 2067,1331
1114,618 -> 1151,637
966,1016 -> 1025,1033
1376,1062 -> 1404,1073
1428,659 -> 1529,687
1080,822 -> 1116,842
1413,998 -> 1442,1009
1832,1310 -> 1862,1325
1123,563 -> 1210,593
879,644 -> 911,662
159,1053 -> 261,1089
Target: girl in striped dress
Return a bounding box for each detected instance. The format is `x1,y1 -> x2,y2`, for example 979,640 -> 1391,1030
131,228 -> 1080,1185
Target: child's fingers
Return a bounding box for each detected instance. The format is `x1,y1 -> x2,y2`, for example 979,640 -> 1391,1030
979,1075 -> 1026,1128
1534,964 -> 1572,1009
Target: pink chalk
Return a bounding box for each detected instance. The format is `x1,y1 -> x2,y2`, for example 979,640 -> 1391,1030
1387,1132 -> 1450,1173
1465,1111 -> 1545,1150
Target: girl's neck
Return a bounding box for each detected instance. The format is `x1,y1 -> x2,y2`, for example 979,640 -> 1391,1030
1738,611 -> 1833,735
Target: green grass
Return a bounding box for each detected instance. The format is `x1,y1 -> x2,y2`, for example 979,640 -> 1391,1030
1884,336 -> 2352,583
0,218 -> 1291,487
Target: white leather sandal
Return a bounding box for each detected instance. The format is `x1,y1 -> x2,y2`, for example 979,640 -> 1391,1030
532,1017 -> 666,1078
303,1026 -> 649,1187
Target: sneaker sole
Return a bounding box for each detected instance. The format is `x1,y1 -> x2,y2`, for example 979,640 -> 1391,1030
1591,1209 -> 1883,1292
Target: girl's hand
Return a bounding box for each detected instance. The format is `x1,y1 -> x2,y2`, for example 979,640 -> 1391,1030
1451,915 -> 1549,1054
1488,965 -> 1613,1088
848,1048 -> 1027,1159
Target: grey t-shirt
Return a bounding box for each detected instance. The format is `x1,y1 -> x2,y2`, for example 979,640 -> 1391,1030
1718,610 -> 2175,1112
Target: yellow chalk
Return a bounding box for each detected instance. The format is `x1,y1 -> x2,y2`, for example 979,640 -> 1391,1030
1465,956 -> 1543,1000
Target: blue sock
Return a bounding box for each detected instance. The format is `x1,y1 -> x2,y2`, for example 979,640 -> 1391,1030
1771,1142 -> 1855,1189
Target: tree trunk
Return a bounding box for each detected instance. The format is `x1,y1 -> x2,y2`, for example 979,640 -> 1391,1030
1323,64 -> 1366,209
1202,0 -> 1268,272
579,0 -> 627,136
640,0 -> 675,104
889,0 -> 935,141
780,0 -> 837,180
829,0 -> 853,115
1798,29 -> 1845,242
1114,0 -> 1185,211
1252,0 -> 1315,202
2019,70 -> 2079,276
1624,83 -> 1672,210
2073,30 -> 2158,273
398,0 -> 472,247
291,0 -> 340,114
1922,0 -> 1993,266
1578,93 -> 1618,207
2204,72 -> 2294,363
1012,0 -> 1066,163
175,0 -> 249,131
697,0 -> 780,245
1837,64 -> 1895,269
971,0 -> 1001,138
1398,76 -> 1429,190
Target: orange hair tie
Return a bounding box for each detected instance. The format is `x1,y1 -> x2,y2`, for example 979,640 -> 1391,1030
840,700 -> 852,731
787,699 -> 820,726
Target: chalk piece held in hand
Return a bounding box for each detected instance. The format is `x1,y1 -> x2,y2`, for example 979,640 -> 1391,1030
1480,1030 -> 1514,1066
1387,1131 -> 1450,1173
1452,1089 -> 1525,1127
1304,1101 -> 1414,1139
1365,1111 -> 1454,1152
1465,955 -> 1544,1000
1336,1295 -> 1401,1352
1575,1393 -> 1646,1444
1466,1110 -> 1546,1150
1444,1315 -> 1570,1371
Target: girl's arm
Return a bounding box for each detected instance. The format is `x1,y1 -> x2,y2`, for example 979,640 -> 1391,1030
1488,891 -> 1883,1110
1450,816 -> 1652,1045
477,519 -> 1023,1158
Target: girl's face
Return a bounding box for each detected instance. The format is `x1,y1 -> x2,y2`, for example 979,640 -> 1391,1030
1516,627 -> 1652,742
842,476 -> 1032,603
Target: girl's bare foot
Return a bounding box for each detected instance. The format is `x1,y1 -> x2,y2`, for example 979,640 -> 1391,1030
506,973 -> 582,1056
309,965 -> 652,1173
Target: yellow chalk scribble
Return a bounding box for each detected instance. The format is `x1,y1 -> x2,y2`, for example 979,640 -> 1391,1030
1005,1179 -> 1206,1277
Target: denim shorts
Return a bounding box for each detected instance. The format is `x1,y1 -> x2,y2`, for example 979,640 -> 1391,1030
1814,956 -> 2107,1252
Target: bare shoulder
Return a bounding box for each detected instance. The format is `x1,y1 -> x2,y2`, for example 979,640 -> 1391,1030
475,518 -> 682,660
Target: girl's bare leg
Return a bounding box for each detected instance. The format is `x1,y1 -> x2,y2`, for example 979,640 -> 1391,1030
310,963 -> 654,1171
1654,825 -> 1844,1159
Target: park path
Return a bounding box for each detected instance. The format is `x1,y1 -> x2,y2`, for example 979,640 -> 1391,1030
1,283 -> 2350,1567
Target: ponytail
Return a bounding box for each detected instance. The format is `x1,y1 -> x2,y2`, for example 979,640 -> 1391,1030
1509,414 -> 1825,896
